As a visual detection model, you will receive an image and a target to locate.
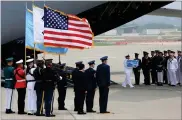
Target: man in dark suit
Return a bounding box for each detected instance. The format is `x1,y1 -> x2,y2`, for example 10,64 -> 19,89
57,63 -> 67,110
72,61 -> 83,111
96,56 -> 110,114
85,60 -> 97,113
142,52 -> 151,85
133,53 -> 142,85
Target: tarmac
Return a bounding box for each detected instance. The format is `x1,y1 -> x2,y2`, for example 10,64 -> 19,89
1,84 -> 181,120
1,43 -> 182,120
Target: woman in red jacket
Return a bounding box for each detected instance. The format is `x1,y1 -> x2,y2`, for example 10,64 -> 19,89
14,59 -> 27,114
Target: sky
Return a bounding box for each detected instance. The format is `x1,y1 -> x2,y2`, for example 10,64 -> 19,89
163,1 -> 181,10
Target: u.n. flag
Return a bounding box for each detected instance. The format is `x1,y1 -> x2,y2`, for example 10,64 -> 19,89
26,7 -> 68,54
44,6 -> 94,49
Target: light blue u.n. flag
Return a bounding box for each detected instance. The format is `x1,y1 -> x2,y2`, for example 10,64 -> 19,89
25,9 -> 68,54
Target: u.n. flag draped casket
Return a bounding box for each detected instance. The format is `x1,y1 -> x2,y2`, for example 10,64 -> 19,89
126,60 -> 139,68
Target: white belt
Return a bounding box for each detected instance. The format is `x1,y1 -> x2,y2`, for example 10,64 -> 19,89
17,79 -> 26,82
5,78 -> 13,80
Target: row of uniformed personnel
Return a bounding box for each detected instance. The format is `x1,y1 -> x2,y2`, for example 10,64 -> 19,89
72,56 -> 110,114
4,56 -> 111,117
131,50 -> 182,86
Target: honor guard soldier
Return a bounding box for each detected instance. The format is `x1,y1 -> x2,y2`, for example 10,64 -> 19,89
156,52 -> 164,86
176,51 -> 182,85
150,51 -> 158,84
4,57 -> 15,114
72,61 -> 83,111
85,60 -> 97,113
57,63 -> 68,110
133,53 -> 142,85
75,63 -> 87,115
163,51 -> 168,84
42,59 -> 60,117
14,59 -> 27,114
122,55 -> 134,88
96,56 -> 110,114
167,51 -> 178,86
26,59 -> 37,115
142,52 -> 151,85
33,60 -> 45,116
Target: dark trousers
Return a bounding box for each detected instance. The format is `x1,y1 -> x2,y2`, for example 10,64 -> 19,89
57,87 -> 67,109
36,89 -> 44,115
99,87 -> 109,113
44,89 -> 54,116
143,69 -> 150,85
133,69 -> 140,85
74,91 -> 79,110
77,90 -> 86,112
163,69 -> 168,84
17,88 -> 26,113
151,69 -> 157,84
86,90 -> 95,111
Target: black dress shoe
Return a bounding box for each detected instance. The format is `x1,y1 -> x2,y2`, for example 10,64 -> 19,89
58,107 -> 67,110
78,111 -> 86,115
36,113 -> 45,116
87,110 -> 96,113
27,113 -> 34,115
100,111 -> 110,114
5,109 -> 15,114
18,112 -> 27,114
46,114 -> 56,117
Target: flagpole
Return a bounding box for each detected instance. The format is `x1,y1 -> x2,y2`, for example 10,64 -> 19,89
34,43 -> 36,61
25,2 -> 28,66
58,54 -> 61,64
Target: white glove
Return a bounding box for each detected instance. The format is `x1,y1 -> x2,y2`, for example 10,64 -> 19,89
43,65 -> 46,68
24,65 -> 27,69
34,64 -> 37,68
60,76 -> 62,80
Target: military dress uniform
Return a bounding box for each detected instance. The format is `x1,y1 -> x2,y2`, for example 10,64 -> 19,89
57,63 -> 68,110
150,51 -> 158,84
33,60 -> 45,116
75,63 -> 87,114
85,60 -> 97,112
176,51 -> 182,85
4,57 -> 15,114
163,51 -> 168,84
167,51 -> 178,86
122,55 -> 134,88
142,52 -> 151,85
26,59 -> 37,115
42,59 -> 60,117
72,61 -> 83,111
96,56 -> 110,113
14,59 -> 27,114
156,52 -> 164,86
133,53 -> 142,85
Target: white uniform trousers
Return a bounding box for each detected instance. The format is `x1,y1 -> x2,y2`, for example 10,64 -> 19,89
167,70 -> 171,84
168,69 -> 177,85
27,89 -> 37,113
122,72 -> 134,88
5,88 -> 14,109
157,72 -> 163,83
176,69 -> 182,84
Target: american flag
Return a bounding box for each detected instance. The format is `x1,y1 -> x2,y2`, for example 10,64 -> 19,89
44,6 -> 93,49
